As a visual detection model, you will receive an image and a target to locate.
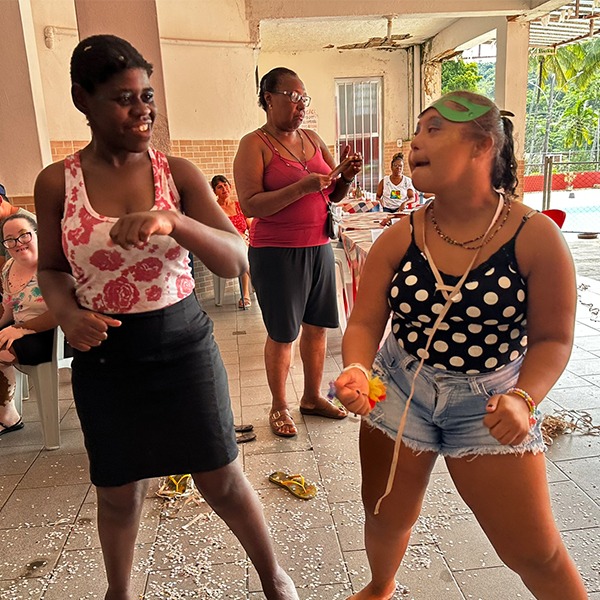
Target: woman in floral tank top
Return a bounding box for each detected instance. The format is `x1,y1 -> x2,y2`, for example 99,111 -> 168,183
34,35 -> 297,600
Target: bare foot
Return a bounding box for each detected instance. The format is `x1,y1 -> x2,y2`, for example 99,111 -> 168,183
261,566 -> 299,600
347,581 -> 399,600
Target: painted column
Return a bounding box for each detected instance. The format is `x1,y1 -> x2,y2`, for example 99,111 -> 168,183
495,18 -> 529,195
0,0 -> 52,203
74,0 -> 171,153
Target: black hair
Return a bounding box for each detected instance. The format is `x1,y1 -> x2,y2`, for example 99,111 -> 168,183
1,213 -> 38,238
258,67 -> 298,112
70,34 -> 153,94
391,152 -> 404,165
210,175 -> 230,191
435,91 -> 518,198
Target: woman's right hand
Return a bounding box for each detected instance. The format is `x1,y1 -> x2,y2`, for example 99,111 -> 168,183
299,172 -> 333,195
62,309 -> 122,352
333,368 -> 372,415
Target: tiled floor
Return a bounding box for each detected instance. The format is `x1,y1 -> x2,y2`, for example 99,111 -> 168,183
1,236 -> 599,599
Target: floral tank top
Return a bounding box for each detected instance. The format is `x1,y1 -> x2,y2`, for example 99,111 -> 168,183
62,148 -> 195,314
1,259 -> 48,323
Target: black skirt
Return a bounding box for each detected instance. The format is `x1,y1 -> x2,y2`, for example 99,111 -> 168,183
71,294 -> 238,487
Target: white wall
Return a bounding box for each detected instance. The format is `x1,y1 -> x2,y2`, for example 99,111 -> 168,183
28,0 -> 412,147
30,0 -> 86,141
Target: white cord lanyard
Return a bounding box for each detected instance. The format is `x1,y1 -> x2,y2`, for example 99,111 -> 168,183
374,193 -> 505,514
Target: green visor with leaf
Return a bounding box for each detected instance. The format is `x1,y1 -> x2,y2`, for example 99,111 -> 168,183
425,95 -> 492,122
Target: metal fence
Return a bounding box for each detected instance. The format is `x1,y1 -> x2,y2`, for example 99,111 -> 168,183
523,158 -> 600,233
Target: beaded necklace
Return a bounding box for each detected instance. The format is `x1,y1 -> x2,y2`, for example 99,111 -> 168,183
428,195 -> 511,250
260,127 -> 309,172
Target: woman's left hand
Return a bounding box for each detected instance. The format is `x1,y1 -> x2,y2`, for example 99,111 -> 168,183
338,146 -> 363,181
109,210 -> 181,250
483,393 -> 532,445
0,325 -> 32,350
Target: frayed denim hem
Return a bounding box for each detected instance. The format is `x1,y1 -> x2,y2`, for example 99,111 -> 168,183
440,442 -> 547,459
362,417 -> 547,458
362,417 -> 437,456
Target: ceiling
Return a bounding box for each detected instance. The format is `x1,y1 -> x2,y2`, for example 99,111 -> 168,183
259,0 -> 600,56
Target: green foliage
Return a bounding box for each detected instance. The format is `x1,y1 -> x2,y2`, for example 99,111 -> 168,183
526,39 -> 600,162
441,60 -> 481,94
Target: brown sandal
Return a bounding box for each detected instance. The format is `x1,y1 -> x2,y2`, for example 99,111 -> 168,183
269,409 -> 297,438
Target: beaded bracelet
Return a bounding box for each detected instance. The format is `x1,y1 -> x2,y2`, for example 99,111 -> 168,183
340,172 -> 354,185
506,387 -> 537,427
340,363 -> 386,408
342,362 -> 371,382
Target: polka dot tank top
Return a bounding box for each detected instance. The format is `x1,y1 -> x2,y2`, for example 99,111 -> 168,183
389,213 -> 531,374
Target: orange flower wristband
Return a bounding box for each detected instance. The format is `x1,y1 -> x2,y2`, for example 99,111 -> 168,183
341,363 -> 387,409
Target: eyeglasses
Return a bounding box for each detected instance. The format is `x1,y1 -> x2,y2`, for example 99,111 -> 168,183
272,90 -> 311,107
0,184 -> 6,197
2,231 -> 34,249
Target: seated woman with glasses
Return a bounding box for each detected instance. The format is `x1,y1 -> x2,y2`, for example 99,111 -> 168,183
0,214 -> 59,437
0,184 -> 36,275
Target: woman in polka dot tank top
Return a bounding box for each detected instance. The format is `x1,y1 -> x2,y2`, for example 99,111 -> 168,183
334,92 -> 585,599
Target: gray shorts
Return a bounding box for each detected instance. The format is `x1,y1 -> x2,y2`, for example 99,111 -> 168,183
249,244 -> 338,343
366,334 -> 545,457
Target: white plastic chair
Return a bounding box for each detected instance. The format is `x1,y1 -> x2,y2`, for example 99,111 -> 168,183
334,257 -> 349,333
14,327 -> 72,450
212,274 -> 246,310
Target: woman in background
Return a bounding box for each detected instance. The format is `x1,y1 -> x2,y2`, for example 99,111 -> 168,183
0,214 -> 58,436
211,175 -> 253,308
376,152 -> 416,213
234,66 -> 362,437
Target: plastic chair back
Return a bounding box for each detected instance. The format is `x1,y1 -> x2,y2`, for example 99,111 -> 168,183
541,209 -> 566,229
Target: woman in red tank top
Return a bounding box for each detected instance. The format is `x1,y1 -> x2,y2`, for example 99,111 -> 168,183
211,175 -> 253,308
234,67 -> 362,438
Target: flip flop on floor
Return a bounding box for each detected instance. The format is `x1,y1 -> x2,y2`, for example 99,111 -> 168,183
234,423 -> 254,433
268,471 -> 317,500
0,418 -> 24,437
236,431 -> 257,443
299,398 -> 347,419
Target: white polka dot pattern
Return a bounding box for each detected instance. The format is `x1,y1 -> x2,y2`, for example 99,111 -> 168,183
388,227 -> 528,373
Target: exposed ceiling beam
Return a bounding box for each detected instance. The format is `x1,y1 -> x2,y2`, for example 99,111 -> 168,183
247,0 -> 535,21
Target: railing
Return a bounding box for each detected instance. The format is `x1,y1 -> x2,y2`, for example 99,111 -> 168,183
523,158 -> 600,233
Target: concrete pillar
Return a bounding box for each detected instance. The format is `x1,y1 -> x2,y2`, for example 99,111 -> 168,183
0,0 -> 52,201
495,17 -> 529,193
73,0 -> 171,153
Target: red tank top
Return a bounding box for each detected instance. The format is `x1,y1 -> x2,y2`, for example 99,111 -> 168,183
250,130 -> 334,248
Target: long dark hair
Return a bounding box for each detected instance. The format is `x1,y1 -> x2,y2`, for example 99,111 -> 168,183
258,67 -> 298,112
70,34 -> 153,94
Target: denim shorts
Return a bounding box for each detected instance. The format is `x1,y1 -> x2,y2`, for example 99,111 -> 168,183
366,334 -> 545,457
